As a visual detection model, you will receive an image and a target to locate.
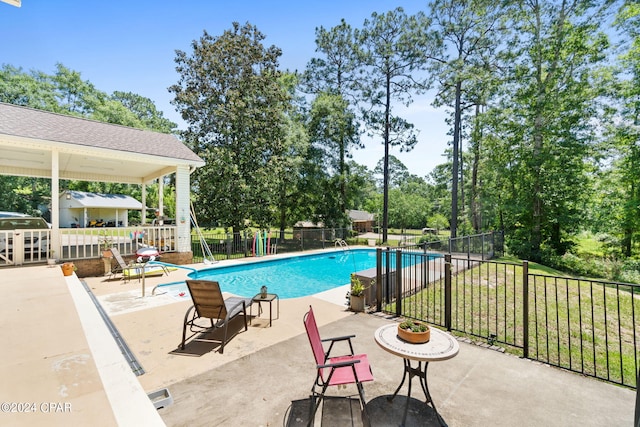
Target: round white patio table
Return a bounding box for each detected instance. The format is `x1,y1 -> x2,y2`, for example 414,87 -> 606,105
374,323 -> 459,427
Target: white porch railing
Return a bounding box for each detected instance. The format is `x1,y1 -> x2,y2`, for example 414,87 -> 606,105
0,228 -> 51,265
0,226 -> 177,266
56,226 -> 177,261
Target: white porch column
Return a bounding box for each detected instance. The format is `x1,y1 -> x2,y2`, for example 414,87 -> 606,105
175,165 -> 191,253
141,185 -> 147,224
158,177 -> 164,223
50,150 -> 60,254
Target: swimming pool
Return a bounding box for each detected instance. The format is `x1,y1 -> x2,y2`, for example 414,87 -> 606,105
156,248 -> 435,299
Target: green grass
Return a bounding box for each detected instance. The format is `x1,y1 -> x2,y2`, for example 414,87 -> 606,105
575,230 -> 605,257
385,256 -> 639,388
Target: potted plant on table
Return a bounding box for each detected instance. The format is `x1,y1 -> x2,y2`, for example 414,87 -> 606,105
397,319 -> 431,344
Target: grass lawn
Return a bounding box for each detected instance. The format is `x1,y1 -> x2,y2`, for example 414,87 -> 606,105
387,255 -> 639,388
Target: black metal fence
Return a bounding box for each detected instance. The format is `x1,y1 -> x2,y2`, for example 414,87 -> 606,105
377,249 -> 640,389
191,228 -> 354,262
191,228 -> 504,263
396,231 -> 504,261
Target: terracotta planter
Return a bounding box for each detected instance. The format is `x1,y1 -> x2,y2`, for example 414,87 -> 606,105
61,263 -> 75,277
397,322 -> 430,344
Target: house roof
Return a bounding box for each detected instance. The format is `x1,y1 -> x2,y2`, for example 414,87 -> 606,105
62,190 -> 143,209
0,102 -> 204,184
293,220 -> 324,228
348,210 -> 375,222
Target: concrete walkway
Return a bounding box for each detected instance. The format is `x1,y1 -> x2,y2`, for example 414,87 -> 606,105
0,258 -> 636,426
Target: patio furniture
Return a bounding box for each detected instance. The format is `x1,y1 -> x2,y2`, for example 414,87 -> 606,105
107,246 -> 134,280
181,280 -> 253,354
374,323 -> 459,427
109,246 -> 168,281
303,305 -> 374,426
250,292 -> 279,327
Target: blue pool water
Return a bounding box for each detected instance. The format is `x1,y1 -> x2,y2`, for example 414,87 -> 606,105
157,248 -> 434,299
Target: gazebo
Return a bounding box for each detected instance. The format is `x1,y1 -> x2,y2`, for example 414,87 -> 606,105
0,102 -> 205,263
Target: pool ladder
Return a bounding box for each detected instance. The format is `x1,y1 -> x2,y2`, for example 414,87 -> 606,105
335,239 -> 350,251
149,261 -> 198,295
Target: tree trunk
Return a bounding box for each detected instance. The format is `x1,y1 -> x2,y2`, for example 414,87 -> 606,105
382,74 -> 391,244
471,104 -> 482,232
451,79 -> 462,238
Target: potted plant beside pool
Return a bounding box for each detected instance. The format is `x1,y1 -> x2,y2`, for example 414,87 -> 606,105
397,319 -> 431,344
61,262 -> 76,277
349,274 -> 366,312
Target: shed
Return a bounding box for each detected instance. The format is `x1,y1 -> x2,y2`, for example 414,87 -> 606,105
348,210 -> 376,233
60,190 -> 143,228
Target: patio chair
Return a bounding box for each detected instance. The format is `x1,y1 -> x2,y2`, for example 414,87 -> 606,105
181,280 -> 253,354
107,246 -> 135,280
108,246 -> 168,281
303,305 -> 373,425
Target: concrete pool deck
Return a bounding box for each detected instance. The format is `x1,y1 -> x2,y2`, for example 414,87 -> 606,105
0,253 -> 636,426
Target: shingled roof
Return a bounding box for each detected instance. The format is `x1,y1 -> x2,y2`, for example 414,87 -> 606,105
0,102 -> 202,163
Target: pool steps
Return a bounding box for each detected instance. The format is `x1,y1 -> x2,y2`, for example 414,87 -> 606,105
148,261 -> 197,295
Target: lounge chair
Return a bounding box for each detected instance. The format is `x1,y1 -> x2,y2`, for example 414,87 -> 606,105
108,246 -> 168,281
303,305 -> 373,425
181,280 -> 253,354
107,246 -> 134,280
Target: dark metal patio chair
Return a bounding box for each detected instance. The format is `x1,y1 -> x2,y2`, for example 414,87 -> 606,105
181,280 -> 252,354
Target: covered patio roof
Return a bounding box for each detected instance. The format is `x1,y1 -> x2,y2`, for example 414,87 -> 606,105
0,102 -> 204,256
0,102 -> 204,184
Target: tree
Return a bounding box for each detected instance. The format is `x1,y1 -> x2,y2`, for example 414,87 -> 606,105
170,23 -> 290,232
307,91 -> 359,224
303,20 -> 362,225
52,63 -> 104,117
430,0 -> 510,238
603,1 -> 640,257
271,72 -> 311,237
0,64 -> 59,111
111,91 -> 177,133
356,7 -> 439,243
346,161 -> 378,211
0,63 -> 173,131
303,19 -> 361,99
485,0 -> 611,261
373,154 -> 410,190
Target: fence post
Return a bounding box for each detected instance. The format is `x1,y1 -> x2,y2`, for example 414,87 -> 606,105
445,254 -> 452,331
395,248 -> 402,317
384,248 -> 391,306
523,260 -> 529,359
376,247 -> 382,312
241,231 -> 246,258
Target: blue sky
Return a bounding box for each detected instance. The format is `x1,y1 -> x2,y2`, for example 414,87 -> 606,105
0,0 -> 449,177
